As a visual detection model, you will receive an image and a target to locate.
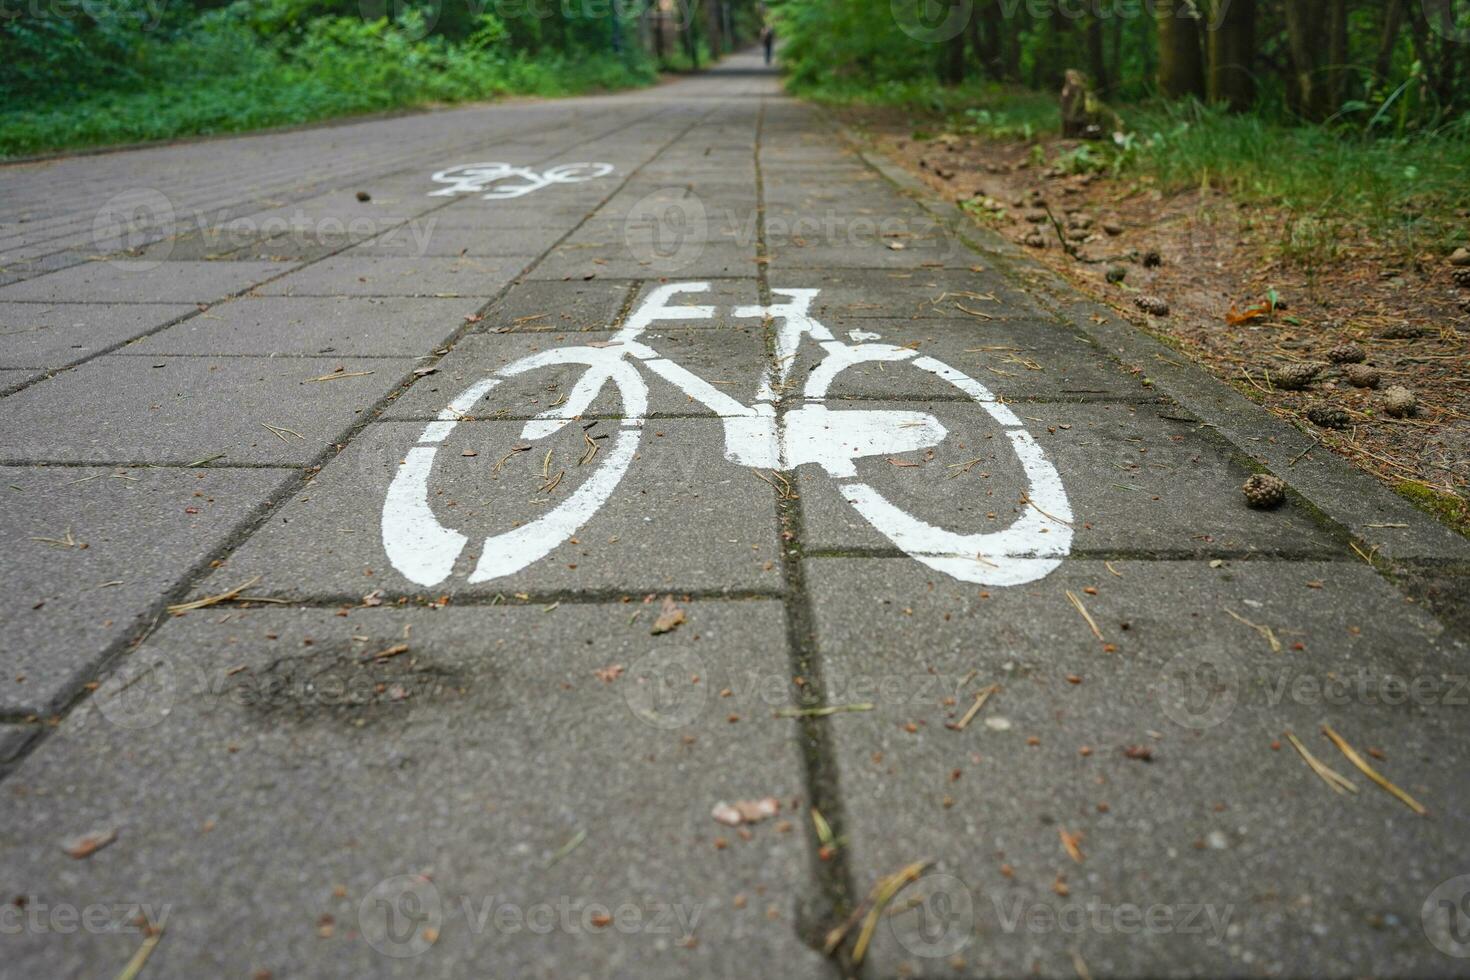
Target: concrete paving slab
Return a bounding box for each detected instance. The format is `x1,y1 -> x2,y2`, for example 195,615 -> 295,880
0,723 -> 40,765
0,303 -> 197,369
0,261 -> 285,304
255,255 -> 525,298
209,419 -> 784,598
475,279 -> 635,332
794,401 -> 1345,558
424,202 -> 604,230
0,604 -> 828,978
0,355 -> 415,465
572,212 -> 757,250
0,368 -> 45,391
800,269 -> 1054,324
528,243 -> 759,282
355,223 -> 561,258
804,556 -> 1466,977
0,464 -> 292,714
128,297 -> 480,357
382,327 -> 770,420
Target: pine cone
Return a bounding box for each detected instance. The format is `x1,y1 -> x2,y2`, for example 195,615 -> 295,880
1272,362 -> 1319,391
1142,249 -> 1162,268
1380,323 -> 1427,339
1325,341 -> 1366,364
1242,473 -> 1287,510
1306,405 -> 1351,429
1383,385 -> 1417,418
1135,295 -> 1169,316
1343,363 -> 1381,388
1454,267 -> 1470,288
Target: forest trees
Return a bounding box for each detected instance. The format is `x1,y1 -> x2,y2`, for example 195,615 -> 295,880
780,0 -> 1468,127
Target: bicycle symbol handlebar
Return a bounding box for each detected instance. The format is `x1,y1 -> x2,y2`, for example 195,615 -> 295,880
382,282 -> 1074,588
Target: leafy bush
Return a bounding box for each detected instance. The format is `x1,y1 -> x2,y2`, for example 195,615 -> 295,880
0,3 -> 657,157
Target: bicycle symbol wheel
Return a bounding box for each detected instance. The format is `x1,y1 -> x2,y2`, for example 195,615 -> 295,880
802,344 -> 1074,586
382,346 -> 647,587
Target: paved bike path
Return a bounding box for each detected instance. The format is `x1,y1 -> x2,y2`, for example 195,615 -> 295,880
2,51 -> 1469,978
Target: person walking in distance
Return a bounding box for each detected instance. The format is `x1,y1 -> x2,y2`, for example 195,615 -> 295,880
761,23 -> 775,65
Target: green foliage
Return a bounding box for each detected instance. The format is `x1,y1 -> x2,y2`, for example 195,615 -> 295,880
0,1 -> 660,157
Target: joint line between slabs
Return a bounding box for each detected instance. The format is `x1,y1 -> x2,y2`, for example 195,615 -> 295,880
755,94 -> 863,972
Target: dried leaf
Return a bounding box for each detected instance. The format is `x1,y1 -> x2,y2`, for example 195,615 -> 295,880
651,596 -> 686,635
712,797 -> 780,826
64,828 -> 117,859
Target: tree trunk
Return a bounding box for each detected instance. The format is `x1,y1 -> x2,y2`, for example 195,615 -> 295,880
1284,0 -> 1330,118
1206,0 -> 1255,110
942,28 -> 966,86
1374,0 -> 1405,84
1087,14 -> 1109,94
1156,0 -> 1205,99
1326,0 -> 1350,109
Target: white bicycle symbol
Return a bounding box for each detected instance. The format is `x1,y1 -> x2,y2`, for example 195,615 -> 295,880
382,282 -> 1074,588
428,161 -> 614,200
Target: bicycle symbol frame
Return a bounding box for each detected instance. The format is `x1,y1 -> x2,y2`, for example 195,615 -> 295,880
382,282 -> 1074,588
428,162 -> 614,200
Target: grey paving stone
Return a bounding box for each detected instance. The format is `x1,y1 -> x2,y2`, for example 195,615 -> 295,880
255,255 -> 526,298
528,243 -> 759,282
129,297 -> 480,357
571,211 -> 757,250
0,604 -> 827,978
0,465 -> 292,715
355,222 -> 561,258
425,201 -> 604,229
383,327 -> 770,420
209,419 -> 784,598
0,355 -> 415,465
804,556 -> 1466,978
233,189 -> 439,229
0,303 -> 197,368
0,261 -> 285,303
798,269 -> 1051,326
794,401 -> 1344,558
0,368 -> 44,391
477,279 -> 636,332
0,723 -> 40,765
783,318 -> 1144,402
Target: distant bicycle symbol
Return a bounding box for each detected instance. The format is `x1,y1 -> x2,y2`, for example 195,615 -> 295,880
428,162 -> 614,200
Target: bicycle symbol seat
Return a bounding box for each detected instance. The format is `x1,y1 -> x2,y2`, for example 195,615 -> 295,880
428,162 -> 615,200
382,282 -> 1074,588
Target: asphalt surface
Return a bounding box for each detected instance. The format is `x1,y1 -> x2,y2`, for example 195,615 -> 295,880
3,50 -> 1470,978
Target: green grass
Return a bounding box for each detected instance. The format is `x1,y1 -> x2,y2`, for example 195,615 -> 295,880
0,15 -> 656,159
808,77 -> 1470,259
